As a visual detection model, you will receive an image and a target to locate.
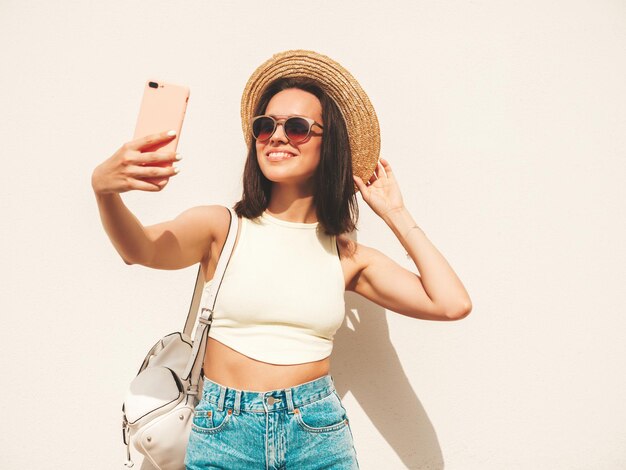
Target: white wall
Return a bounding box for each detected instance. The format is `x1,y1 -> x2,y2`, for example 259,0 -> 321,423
1,1 -> 624,468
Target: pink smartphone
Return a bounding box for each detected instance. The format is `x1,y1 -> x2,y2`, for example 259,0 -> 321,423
133,79 -> 190,164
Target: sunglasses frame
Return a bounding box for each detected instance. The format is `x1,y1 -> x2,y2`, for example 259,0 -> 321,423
250,115 -> 324,144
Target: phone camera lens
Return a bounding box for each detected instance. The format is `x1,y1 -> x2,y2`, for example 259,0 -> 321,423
149,81 -> 159,89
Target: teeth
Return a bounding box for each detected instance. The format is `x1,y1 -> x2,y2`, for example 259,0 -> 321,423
268,152 -> 294,157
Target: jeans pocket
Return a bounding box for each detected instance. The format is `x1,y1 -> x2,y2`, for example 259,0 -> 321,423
191,400 -> 232,434
295,390 -> 349,433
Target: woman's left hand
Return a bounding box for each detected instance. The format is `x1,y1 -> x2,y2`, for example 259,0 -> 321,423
353,158 -> 405,219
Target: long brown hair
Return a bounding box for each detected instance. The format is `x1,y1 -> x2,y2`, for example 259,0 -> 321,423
233,77 -> 358,235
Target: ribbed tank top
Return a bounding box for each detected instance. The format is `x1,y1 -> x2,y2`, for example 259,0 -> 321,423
201,210 -> 346,365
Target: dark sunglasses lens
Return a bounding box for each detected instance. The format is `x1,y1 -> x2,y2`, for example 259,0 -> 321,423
252,117 -> 275,141
284,118 -> 311,143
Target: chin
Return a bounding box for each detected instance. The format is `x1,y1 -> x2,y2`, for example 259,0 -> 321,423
263,172 -> 314,186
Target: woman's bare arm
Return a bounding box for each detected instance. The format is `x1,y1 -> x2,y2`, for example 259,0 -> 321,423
352,158 -> 472,321
93,193 -> 220,269
92,129 -> 220,269
93,192 -> 152,265
348,211 -> 471,321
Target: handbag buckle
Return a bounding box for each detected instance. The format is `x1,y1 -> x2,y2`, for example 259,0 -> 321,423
199,309 -> 213,325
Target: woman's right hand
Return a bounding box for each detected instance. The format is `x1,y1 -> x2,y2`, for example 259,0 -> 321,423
91,130 -> 182,195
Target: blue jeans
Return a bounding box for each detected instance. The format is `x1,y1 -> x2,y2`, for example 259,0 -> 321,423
185,374 -> 360,469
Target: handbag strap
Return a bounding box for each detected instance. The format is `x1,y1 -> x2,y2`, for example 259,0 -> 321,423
183,264 -> 206,338
182,206 -> 238,337
182,206 -> 239,388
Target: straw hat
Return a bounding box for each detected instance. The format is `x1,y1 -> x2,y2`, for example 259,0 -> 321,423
240,49 -> 380,185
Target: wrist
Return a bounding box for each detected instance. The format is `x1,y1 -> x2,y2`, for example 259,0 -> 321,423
382,206 -> 410,225
93,188 -> 119,201
383,207 -> 419,238
91,171 -> 106,196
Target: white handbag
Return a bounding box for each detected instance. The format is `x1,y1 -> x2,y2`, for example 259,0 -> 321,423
122,206 -> 239,469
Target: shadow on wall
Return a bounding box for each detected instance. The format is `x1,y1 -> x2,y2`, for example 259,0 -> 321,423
332,291 -> 444,470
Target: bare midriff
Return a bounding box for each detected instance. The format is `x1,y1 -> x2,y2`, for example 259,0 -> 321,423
202,337 -> 331,392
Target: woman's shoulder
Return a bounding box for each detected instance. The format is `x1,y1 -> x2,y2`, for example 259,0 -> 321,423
336,233 -> 383,266
177,204 -> 233,244
183,203 -> 230,222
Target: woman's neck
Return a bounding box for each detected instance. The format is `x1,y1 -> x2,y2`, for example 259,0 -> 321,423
267,184 -> 317,223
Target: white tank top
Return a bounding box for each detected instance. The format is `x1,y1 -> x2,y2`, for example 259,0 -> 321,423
201,210 -> 346,365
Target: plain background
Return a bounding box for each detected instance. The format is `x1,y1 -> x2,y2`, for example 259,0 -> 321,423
1,1 -> 624,469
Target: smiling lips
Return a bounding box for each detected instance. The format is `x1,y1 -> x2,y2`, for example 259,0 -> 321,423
266,151 -> 297,162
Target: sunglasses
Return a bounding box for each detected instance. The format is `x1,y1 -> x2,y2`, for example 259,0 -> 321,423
251,115 -> 324,144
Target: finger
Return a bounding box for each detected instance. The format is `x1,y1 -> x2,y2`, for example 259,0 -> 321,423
380,158 -> 394,177
375,161 -> 386,179
353,175 -> 367,194
128,177 -> 168,192
127,163 -> 179,179
368,169 -> 378,184
126,130 -> 177,152
144,177 -> 170,187
137,150 -> 180,166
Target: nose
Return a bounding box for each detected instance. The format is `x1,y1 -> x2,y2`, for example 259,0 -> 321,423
269,121 -> 288,144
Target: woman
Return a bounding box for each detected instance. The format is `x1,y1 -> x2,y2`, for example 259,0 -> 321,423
92,50 -> 471,469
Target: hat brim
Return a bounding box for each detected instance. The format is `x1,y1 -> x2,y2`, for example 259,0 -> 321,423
241,50 -> 380,187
